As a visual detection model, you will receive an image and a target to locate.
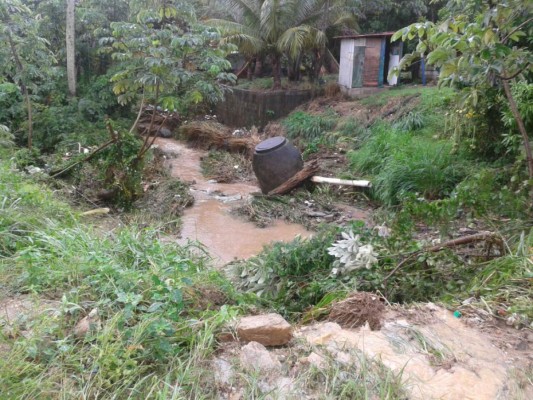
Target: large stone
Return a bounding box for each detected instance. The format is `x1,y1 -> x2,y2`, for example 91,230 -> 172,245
237,313 -> 292,346
239,341 -> 281,373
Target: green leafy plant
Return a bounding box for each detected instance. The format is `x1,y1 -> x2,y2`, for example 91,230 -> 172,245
0,124 -> 14,148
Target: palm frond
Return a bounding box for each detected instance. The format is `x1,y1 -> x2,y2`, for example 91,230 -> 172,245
206,19 -> 265,55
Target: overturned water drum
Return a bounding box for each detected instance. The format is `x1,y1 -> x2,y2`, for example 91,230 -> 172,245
252,136 -> 303,194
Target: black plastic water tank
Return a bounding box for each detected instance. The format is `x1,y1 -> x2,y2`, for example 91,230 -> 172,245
252,136 -> 303,194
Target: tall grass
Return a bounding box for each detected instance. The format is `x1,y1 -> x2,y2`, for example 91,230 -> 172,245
283,111 -> 337,143
0,157 -> 241,398
348,123 -> 470,205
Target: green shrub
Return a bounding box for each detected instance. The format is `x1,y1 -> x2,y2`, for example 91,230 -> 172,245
374,140 -> 469,205
348,123 -> 410,175
231,224 -> 380,318
0,124 -> 14,148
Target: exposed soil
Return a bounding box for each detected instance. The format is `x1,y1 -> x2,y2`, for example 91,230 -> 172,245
301,91 -> 422,127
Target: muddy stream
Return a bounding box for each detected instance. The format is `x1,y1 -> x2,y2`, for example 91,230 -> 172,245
155,138 -> 311,265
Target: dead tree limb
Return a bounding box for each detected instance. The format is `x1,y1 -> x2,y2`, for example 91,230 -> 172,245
50,138 -> 117,178
383,232 -> 503,282
267,160 -> 320,196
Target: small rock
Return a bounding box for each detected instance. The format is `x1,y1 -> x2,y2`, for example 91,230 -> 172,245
73,308 -> 100,338
26,166 -> 42,175
159,127 -> 173,138
461,297 -> 476,305
301,352 -> 327,368
213,357 -> 234,385
237,313 -> 292,346
515,340 -> 529,351
240,341 -> 281,373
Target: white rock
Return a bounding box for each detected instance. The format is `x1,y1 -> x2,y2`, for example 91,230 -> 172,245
240,341 -> 281,373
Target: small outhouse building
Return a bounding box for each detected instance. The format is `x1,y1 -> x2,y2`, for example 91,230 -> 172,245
337,32 -> 402,90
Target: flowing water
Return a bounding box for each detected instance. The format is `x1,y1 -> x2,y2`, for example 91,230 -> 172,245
154,138 -> 311,265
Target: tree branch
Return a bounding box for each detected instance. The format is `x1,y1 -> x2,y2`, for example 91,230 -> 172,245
383,232 -> 503,282
502,17 -> 533,44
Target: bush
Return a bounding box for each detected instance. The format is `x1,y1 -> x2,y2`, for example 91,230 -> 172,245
0,124 -> 14,148
374,140 -> 469,205
393,111 -> 426,132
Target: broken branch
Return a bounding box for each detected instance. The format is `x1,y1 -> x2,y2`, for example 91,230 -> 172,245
383,232 -> 503,282
267,161 -> 320,196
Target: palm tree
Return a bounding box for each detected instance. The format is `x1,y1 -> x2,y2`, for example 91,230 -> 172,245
207,0 -> 357,89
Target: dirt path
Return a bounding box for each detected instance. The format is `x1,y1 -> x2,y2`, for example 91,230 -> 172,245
154,138 -> 311,265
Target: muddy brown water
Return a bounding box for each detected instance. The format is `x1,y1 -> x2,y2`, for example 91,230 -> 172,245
154,138 -> 311,265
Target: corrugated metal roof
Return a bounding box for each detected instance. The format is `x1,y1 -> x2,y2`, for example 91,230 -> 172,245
335,32 -> 396,40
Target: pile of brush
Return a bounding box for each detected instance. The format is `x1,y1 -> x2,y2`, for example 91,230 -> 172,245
137,106 -> 181,137
178,121 -> 260,157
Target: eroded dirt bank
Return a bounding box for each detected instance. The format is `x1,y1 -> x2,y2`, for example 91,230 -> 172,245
154,138 -> 311,264
212,304 -> 532,400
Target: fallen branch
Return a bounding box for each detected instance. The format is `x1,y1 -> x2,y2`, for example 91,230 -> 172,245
383,232 -> 503,282
267,160 -> 320,196
311,176 -> 372,188
50,138 -> 117,178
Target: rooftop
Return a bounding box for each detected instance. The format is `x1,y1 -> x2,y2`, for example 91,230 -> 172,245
335,31 -> 396,40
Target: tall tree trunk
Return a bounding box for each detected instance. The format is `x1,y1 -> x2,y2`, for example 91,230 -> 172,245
66,0 -> 76,97
272,54 -> 282,90
6,30 -> 33,149
22,84 -> 33,149
254,56 -> 264,78
310,49 -> 323,83
247,58 -> 253,81
501,79 -> 533,182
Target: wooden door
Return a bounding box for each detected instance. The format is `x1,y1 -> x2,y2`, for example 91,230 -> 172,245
351,46 -> 365,88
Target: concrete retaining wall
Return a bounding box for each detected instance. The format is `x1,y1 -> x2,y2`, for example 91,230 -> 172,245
216,87 -> 320,128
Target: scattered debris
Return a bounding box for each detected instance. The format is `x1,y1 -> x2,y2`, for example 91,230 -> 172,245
179,121 -> 260,157
137,105 -> 180,137
236,313 -> 292,346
